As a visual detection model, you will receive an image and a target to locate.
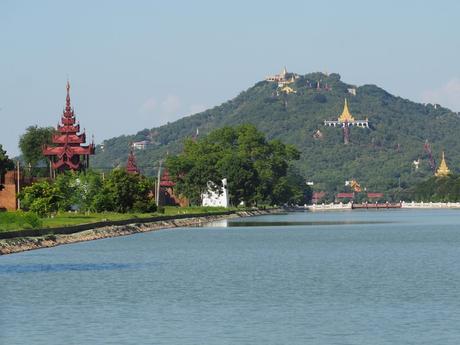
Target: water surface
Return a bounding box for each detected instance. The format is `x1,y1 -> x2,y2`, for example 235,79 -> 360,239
1,209 -> 460,344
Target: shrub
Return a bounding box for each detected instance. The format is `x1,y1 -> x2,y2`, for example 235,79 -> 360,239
23,212 -> 43,228
132,200 -> 157,213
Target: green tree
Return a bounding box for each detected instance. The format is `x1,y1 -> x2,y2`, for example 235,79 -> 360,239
413,175 -> 460,202
18,126 -> 54,167
272,168 -> 313,205
0,145 -> 14,191
98,169 -> 155,213
19,169 -> 156,215
53,170 -> 104,212
20,180 -> 61,216
167,124 -> 301,206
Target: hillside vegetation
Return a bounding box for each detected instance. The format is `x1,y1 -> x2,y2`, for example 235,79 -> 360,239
92,72 -> 460,198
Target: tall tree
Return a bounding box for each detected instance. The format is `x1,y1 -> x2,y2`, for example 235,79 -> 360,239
0,144 -> 14,191
18,126 -> 54,167
97,169 -> 155,213
167,124 -> 304,206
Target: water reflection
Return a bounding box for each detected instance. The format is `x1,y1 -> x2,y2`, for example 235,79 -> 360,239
205,219 -> 391,228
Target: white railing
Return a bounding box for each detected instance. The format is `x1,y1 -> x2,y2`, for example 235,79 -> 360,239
401,201 -> 460,208
307,202 -> 352,211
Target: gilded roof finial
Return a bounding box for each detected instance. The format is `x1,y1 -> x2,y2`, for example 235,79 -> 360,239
338,98 -> 355,123
65,80 -> 71,113
435,151 -> 451,177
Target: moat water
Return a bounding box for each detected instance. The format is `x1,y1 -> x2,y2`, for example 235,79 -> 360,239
2,209 -> 460,344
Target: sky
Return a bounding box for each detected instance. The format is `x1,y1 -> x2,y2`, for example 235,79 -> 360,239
1,0 -> 460,156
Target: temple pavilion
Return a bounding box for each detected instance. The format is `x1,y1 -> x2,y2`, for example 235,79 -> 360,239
324,99 -> 369,144
266,67 -> 299,86
42,82 -> 95,173
435,151 -> 451,177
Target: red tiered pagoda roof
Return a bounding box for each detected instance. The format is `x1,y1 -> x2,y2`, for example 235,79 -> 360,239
126,149 -> 139,174
42,82 -> 95,171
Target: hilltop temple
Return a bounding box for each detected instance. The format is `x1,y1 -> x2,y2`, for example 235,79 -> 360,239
43,82 -> 95,173
324,99 -> 369,144
435,151 -> 451,177
266,67 -> 299,86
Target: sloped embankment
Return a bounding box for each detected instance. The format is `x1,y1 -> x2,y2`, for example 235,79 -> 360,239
0,209 -> 281,255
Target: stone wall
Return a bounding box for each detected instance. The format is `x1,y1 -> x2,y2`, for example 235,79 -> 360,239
0,171 -> 17,211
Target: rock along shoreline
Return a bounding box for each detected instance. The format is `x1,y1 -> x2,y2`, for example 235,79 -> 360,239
0,209 -> 282,256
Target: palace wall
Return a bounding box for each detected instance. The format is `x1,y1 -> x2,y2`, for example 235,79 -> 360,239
0,171 -> 18,211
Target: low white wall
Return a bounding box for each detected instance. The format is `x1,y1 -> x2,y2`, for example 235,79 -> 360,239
401,201 -> 460,208
307,203 -> 352,211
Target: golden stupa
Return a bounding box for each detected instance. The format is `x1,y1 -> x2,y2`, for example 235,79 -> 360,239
435,151 -> 451,177
279,85 -> 296,94
338,99 -> 355,123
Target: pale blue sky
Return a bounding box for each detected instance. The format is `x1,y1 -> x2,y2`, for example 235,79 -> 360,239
1,0 -> 460,156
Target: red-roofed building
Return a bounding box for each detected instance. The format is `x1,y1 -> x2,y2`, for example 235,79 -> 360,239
42,82 -> 95,173
312,191 -> 326,204
367,192 -> 384,199
336,192 -> 355,199
126,149 -> 139,174
158,169 -> 188,207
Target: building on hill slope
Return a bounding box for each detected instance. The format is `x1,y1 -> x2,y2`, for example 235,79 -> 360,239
266,67 -> 299,86
132,140 -> 150,150
277,85 -> 297,95
324,99 -> 369,145
435,151 -> 451,177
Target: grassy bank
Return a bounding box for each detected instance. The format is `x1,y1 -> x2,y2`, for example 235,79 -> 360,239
0,206 -> 238,232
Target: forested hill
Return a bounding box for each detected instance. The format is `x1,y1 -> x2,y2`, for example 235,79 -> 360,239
92,72 -> 460,195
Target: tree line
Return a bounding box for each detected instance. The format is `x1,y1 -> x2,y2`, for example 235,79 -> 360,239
3,124 -> 312,216
413,175 -> 460,202
19,169 -> 156,216
166,124 -> 312,206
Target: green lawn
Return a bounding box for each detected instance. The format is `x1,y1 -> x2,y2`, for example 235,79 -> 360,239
0,206 -> 238,232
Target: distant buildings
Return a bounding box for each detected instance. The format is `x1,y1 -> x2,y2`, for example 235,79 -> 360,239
347,88 -> 357,96
266,67 -> 300,86
277,85 -> 297,95
312,191 -> 326,204
324,99 -> 369,144
435,152 -> 451,177
132,140 -> 149,150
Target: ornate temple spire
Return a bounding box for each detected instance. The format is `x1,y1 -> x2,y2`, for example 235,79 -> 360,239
435,151 -> 451,177
42,81 -> 95,173
338,99 -> 355,123
126,147 -> 139,174
65,80 -> 72,114
324,98 -> 369,145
